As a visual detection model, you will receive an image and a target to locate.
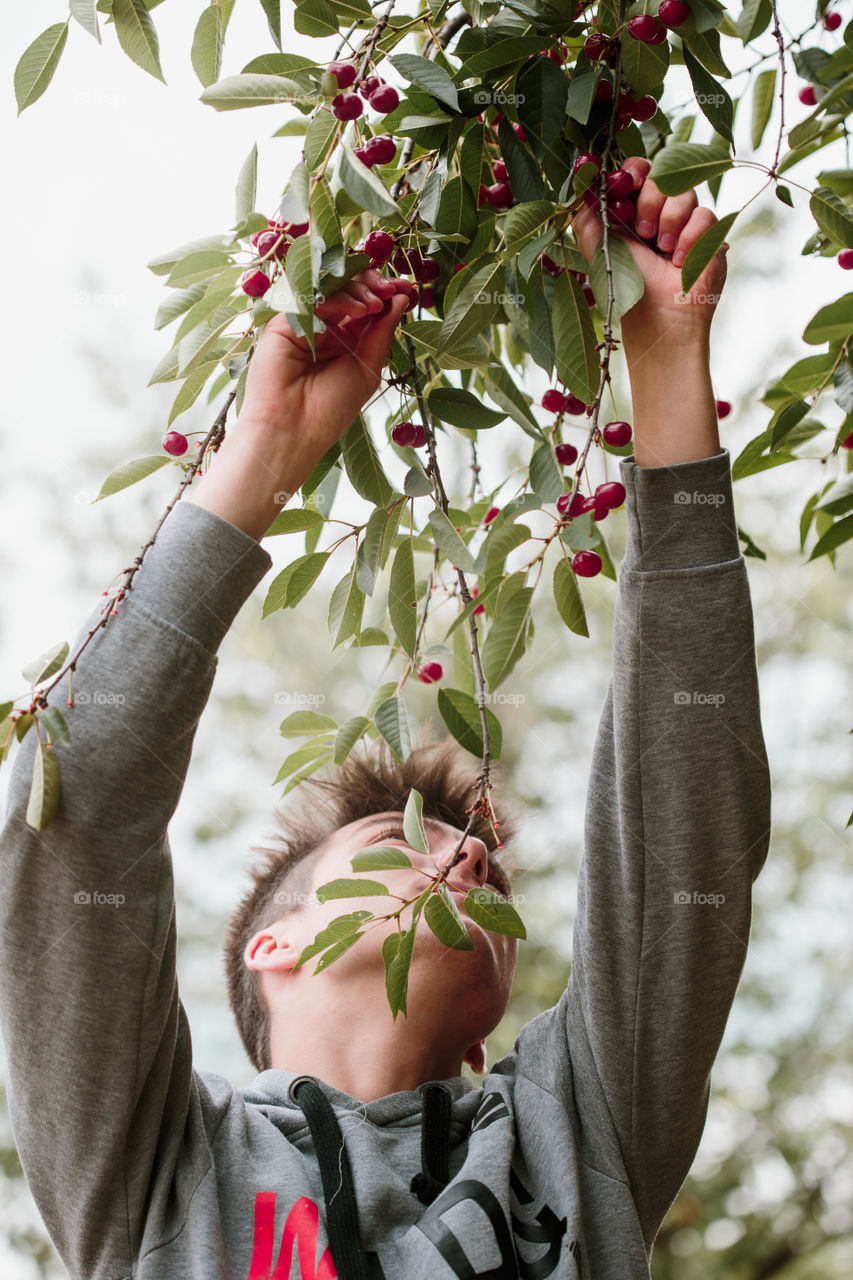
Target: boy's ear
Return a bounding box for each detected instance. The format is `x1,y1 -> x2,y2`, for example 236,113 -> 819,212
244,930 -> 298,973
463,1040 -> 486,1075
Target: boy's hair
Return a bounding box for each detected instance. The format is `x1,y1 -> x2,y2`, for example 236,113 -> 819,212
224,731 -> 525,1073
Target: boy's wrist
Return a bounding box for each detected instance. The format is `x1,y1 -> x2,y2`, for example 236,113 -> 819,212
621,336 -> 721,468
186,419 -> 305,542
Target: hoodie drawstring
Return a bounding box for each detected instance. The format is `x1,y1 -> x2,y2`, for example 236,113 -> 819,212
290,1076 -> 452,1279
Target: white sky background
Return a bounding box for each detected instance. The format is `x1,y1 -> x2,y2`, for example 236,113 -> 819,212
2,2 -> 853,1274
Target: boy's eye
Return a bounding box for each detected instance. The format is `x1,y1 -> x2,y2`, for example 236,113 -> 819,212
370,826 -> 512,900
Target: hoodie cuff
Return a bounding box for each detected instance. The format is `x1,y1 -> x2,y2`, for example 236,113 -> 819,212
617,448 -> 740,572
129,499 -> 273,653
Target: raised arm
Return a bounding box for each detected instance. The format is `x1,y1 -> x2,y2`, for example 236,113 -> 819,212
565,163 -> 772,1246
0,269 -> 412,1277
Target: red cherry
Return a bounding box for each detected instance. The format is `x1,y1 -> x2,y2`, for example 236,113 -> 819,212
572,550 -> 603,577
823,11 -> 842,30
392,421 -> 417,446
472,585 -> 485,615
581,282 -> 596,307
368,85 -> 400,113
841,431 -> 853,448
658,0 -> 690,26
486,181 -> 514,207
361,75 -> 383,97
484,506 -> 500,524
410,422 -> 428,447
602,420 -> 633,447
563,393 -> 588,415
354,147 -> 373,167
364,230 -> 395,262
557,490 -> 587,518
493,160 -> 508,182
839,249 -> 853,269
542,253 -> 565,276
328,61 -> 356,89
332,92 -> 363,120
414,257 -> 440,283
715,399 -> 732,419
543,389 -> 566,413
392,247 -> 421,275
629,94 -> 658,122
418,661 -> 443,684
605,168 -> 635,197
256,228 -> 288,259
615,110 -> 635,132
288,221 -> 309,237
628,14 -> 664,42
162,431 -> 188,456
240,268 -> 271,297
573,152 -> 601,174
584,32 -> 613,60
594,76 -> 614,103
365,135 -> 397,164
478,182 -> 490,207
595,480 -> 626,510
419,286 -> 435,308
582,188 -> 601,212
799,85 -> 817,106
555,442 -> 579,466
579,494 -> 609,522
608,198 -> 637,225
512,122 -> 527,141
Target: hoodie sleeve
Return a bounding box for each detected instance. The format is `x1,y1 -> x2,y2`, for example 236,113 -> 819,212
0,499 -> 272,1278
565,447 -> 772,1248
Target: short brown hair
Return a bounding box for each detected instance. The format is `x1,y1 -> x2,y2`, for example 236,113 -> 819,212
224,731 -> 525,1073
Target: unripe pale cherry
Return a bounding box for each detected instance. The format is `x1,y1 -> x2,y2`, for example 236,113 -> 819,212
369,84 -> 400,113
364,230 -> 395,262
595,480 -> 626,510
365,134 -> 397,164
555,442 -> 579,466
573,550 -> 603,577
628,14 -> 665,42
715,399 -> 732,419
602,420 -> 632,447
162,431 -> 188,456
241,268 -> 271,297
542,389 -> 566,413
799,85 -> 817,106
605,168 -> 635,197
418,662 -> 443,684
823,11 -> 842,31
486,181 -> 513,207
328,60 -> 356,89
839,249 -> 853,269
657,0 -> 689,26
333,92 -> 363,120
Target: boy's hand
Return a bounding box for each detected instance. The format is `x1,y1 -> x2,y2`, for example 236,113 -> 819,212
186,267 -> 415,540
571,156 -> 728,354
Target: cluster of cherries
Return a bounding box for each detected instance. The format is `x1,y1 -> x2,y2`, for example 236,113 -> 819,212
573,153 -> 641,226
477,159 -> 513,210
239,217 -> 310,298
325,61 -> 400,121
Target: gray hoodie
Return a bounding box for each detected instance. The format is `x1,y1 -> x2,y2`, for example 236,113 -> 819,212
0,446 -> 771,1279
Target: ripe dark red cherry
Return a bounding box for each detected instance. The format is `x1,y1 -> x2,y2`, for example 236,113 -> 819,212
542,389 -> 566,413
478,182 -> 489,207
573,550 -> 603,577
658,0 -> 689,26
841,431 -> 853,449
512,122 -> 527,140
414,257 -> 440,283
240,268 -> 271,297
608,198 -> 637,225
563,393 -> 588,415
595,480 -> 627,510
328,61 -> 356,89
602,420 -> 633,447
584,32 -> 612,60
573,152 -> 601,174
486,181 -> 513,207
364,230 -> 395,262
256,229 -> 287,259
557,490 -> 587,518
354,147 -> 372,166
605,168 -> 635,197
579,494 -> 609,521
472,585 -> 485,615
628,14 -> 664,42
418,662 -> 443,684
799,85 -> 817,106
288,221 -> 309,237
555,442 -> 579,466
594,77 -> 613,102
392,421 -> 417,446
419,286 -> 435,308
581,281 -> 596,307
715,399 -> 732,419
162,431 -> 188,456
332,92 -> 363,120
484,506 -> 500,524
392,247 -> 421,275
823,11 -> 842,30
542,253 -> 565,277
365,135 -> 397,164
839,249 -> 853,269
629,94 -> 658,122
368,85 -> 400,113
582,188 -> 601,212
361,75 -> 383,97
493,160 -> 508,182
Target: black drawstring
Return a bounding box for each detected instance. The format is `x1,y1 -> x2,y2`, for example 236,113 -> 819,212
289,1076 -> 453,1277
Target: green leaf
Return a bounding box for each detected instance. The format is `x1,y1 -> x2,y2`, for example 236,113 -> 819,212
529,443 -> 563,502
328,559 -> 365,648
154,281 -> 209,330
273,738 -> 333,785
26,743 -> 61,831
315,877 -> 389,901
340,414 -> 395,506
427,388 -> 505,431
803,293 -> 853,345
502,200 -> 554,256
70,1 -> 101,42
167,361 -> 220,426
166,249 -> 232,286
497,117 -> 544,202
388,539 -> 418,660
587,235 -> 645,322
808,511 -> 853,561
258,0 -> 282,47
810,185 -> 853,250
424,884 -> 474,950
434,175 -> 478,241
751,67 -> 776,149
648,142 -> 733,196
553,557 -> 589,637
200,73 -> 307,110
682,45 -> 733,143
147,233 -> 234,276
622,23 -> 670,95
305,109 -> 340,171
22,641 -> 70,686
388,53 -> 459,111
291,910 -> 372,972
352,845 -> 413,872
112,0 -> 165,82
482,365 -> 544,440
235,143 -> 258,222
279,709 -> 337,737
437,687 -> 503,761
737,0 -> 771,42
337,145 -> 405,223
552,272 -> 599,404
293,0 -> 339,38
384,921 -> 415,1018
481,587 -> 533,690
94,454 -> 171,501
374,695 -> 411,761
333,715 -> 370,764
286,551 -> 330,607
462,886 -> 527,939
191,5 -> 223,87
264,507 -> 325,535
516,55 -> 568,147
680,209 -> 738,294
35,706 -> 71,747
14,24 -> 69,114
427,507 -> 479,574
403,787 -> 430,854
403,466 -> 433,497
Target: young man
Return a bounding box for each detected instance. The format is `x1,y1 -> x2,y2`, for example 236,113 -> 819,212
0,155 -> 771,1279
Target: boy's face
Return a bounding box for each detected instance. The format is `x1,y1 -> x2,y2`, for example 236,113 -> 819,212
255,809 -> 519,1068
